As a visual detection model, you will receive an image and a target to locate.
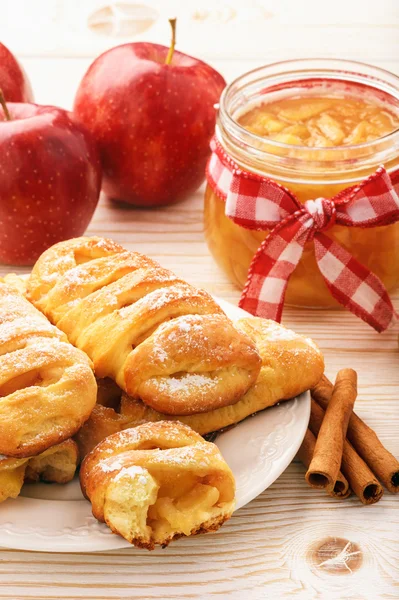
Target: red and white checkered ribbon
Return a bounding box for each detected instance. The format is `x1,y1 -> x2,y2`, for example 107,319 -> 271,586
206,137 -> 399,332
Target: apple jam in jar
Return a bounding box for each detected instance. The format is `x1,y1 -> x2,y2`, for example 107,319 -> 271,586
204,60 -> 399,307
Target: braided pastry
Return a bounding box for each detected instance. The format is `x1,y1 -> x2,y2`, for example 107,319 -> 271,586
76,318 -> 324,457
27,236 -> 261,415
0,273 -> 27,295
0,283 -> 97,457
80,421 -> 235,549
0,439 -> 79,503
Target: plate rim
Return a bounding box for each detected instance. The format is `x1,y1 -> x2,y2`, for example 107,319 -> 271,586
232,391 -> 310,511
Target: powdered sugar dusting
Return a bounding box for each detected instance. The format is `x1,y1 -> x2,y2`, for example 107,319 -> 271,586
41,254 -> 71,284
266,326 -> 299,341
178,320 -> 191,333
266,322 -> 319,351
119,283 -> 203,319
148,314 -> 215,364
157,373 -> 218,394
150,442 -> 216,469
95,238 -> 116,251
158,315 -> 209,345
100,457 -> 125,473
0,318 -> 61,347
113,465 -> 149,485
152,344 -> 168,363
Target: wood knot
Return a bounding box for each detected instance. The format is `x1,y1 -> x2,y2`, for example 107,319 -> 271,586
307,537 -> 363,575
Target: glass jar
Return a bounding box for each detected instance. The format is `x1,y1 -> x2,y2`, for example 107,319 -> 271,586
204,59 -> 399,308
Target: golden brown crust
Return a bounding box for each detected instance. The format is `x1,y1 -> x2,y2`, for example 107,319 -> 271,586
235,317 -> 324,403
75,317 -> 324,457
122,317 -> 324,430
27,236 -> 261,414
105,511 -> 232,551
80,421 -> 235,549
0,438 -> 79,503
74,404 -> 130,460
124,313 -> 261,414
74,379 -> 124,459
80,421 -> 207,491
0,283 -> 97,457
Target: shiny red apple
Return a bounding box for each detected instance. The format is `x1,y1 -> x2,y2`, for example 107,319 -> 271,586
0,42 -> 33,102
0,99 -> 102,265
73,20 -> 226,206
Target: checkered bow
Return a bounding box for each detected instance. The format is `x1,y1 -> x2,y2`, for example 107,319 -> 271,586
207,137 -> 399,332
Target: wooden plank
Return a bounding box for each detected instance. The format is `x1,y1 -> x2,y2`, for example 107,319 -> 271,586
1,192 -> 398,598
0,467 -> 398,599
1,0 -> 399,60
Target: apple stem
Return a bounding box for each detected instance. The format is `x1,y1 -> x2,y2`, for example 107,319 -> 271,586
165,18 -> 177,65
0,89 -> 11,121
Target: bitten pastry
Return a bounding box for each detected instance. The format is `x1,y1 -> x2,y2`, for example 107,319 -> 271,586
0,283 -> 97,457
0,439 -> 79,503
76,318 -> 324,456
80,421 -> 235,549
27,236 -> 261,415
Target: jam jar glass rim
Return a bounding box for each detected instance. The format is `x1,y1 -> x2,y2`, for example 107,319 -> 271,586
217,58 -> 399,183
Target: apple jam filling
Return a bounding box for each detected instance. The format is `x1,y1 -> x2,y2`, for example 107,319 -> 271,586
103,465 -> 233,546
147,482 -> 222,541
205,72 -> 399,308
238,94 -> 399,147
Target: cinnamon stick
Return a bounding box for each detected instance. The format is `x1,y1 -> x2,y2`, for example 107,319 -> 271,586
297,429 -> 351,499
309,399 -> 383,504
312,375 -> 399,494
306,369 -> 357,490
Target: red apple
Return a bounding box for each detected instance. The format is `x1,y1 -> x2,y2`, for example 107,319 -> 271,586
0,98 -> 102,265
73,19 -> 225,206
0,42 -> 33,102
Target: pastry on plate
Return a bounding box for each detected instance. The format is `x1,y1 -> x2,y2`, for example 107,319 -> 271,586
25,438 -> 79,484
0,459 -> 26,503
0,439 -> 79,503
80,421 -> 235,549
75,317 -> 324,456
27,236 -> 261,415
0,283 -> 97,457
75,403 -> 129,459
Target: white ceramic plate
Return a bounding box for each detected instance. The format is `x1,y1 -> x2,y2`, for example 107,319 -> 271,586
0,299 -> 310,552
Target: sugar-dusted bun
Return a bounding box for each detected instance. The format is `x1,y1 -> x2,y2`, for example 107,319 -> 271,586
76,317 -> 324,457
80,421 -> 235,549
0,283 -> 97,457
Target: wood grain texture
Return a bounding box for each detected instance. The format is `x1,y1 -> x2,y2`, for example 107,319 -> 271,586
1,0 -> 399,597
1,195 -> 398,600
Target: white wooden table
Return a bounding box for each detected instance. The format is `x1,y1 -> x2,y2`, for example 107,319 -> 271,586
0,1 -> 398,598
